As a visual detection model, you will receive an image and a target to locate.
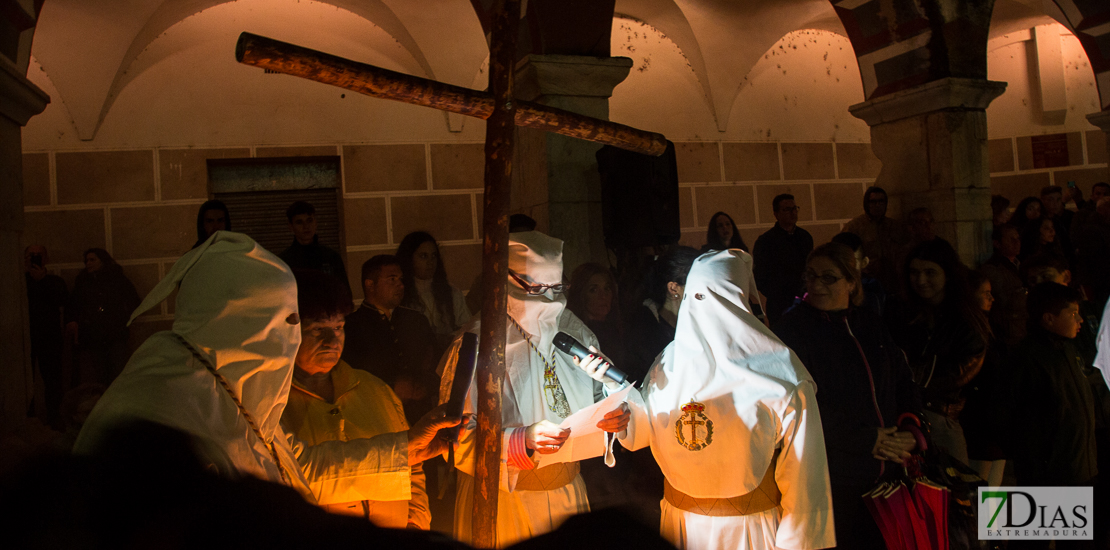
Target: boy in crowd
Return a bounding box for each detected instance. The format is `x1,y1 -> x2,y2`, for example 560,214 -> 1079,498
1007,283 -> 1098,494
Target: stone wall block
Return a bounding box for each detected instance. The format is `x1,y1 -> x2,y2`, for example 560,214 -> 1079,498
693,185 -> 756,226
159,148 -> 250,201
869,117 -> 928,194
22,153 -> 49,206
345,249 -> 376,299
431,144 -> 484,190
390,194 -> 473,243
754,184 -> 813,224
1052,167 -> 1109,191
781,143 -> 835,180
439,243 -> 482,294
987,139 -> 1014,173
723,143 -> 780,181
990,172 -> 1051,202
675,142 -> 721,183
256,146 -> 338,158
798,222 -> 843,247
121,263 -> 162,316
836,143 -> 882,179
343,197 -> 389,246
343,144 -> 427,193
22,209 -> 106,263
679,228 -> 702,249
57,150 -> 154,204
111,205 -> 196,260
813,182 -> 864,221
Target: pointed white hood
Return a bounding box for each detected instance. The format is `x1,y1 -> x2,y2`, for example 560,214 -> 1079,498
642,249 -> 818,497
75,231 -> 302,484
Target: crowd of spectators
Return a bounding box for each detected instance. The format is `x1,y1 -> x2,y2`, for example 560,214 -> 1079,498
17,179 -> 1110,548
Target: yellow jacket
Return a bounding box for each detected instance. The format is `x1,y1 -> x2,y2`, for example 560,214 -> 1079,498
282,361 -> 430,529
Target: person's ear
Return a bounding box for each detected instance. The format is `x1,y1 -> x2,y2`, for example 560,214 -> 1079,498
666,281 -> 681,299
860,256 -> 870,270
1041,311 -> 1056,329
1062,270 -> 1072,286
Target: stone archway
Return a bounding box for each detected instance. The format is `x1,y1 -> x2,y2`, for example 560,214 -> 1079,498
1050,0 -> 1110,173
826,0 -> 1004,265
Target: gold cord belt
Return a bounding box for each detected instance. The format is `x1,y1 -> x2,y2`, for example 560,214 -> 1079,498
663,455 -> 781,517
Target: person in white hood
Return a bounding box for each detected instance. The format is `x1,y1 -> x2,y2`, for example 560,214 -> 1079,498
637,249 -> 835,550
438,231 -> 632,547
73,231 -> 458,504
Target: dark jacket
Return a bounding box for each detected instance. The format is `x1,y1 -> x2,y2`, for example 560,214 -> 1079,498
753,224 -> 813,325
1006,327 -> 1098,485
279,237 -> 350,295
341,304 -> 437,423
624,302 -> 676,385
979,253 -> 1027,347
66,266 -> 140,343
885,299 -> 987,417
775,301 -> 921,486
26,272 -> 68,353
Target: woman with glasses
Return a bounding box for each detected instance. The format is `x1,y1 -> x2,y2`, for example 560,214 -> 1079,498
774,243 -> 921,549
436,231 -> 633,547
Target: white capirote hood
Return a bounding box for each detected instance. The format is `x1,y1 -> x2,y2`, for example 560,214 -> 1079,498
642,249 -> 817,496
75,231 -> 301,473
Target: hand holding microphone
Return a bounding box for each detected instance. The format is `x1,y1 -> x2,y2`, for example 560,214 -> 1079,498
553,332 -> 628,389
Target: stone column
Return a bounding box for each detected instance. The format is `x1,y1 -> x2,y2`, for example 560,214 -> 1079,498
0,61 -> 49,433
1087,110 -> 1110,182
849,77 -> 1007,267
512,54 -> 632,271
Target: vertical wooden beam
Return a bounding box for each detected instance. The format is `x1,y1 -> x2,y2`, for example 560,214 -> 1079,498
472,0 -> 519,546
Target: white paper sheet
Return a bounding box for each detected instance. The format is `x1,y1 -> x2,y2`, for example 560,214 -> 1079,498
536,384 -> 634,468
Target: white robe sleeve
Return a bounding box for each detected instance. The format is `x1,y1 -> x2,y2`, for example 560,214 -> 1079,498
1095,299 -> 1110,390
290,431 -> 411,505
773,381 -> 836,550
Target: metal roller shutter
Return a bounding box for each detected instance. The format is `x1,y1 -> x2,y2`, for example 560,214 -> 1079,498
206,156 -> 343,258
215,188 -> 342,257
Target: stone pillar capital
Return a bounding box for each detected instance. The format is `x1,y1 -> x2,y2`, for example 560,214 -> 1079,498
0,61 -> 49,126
514,55 -> 633,103
1086,109 -> 1110,132
849,77 -> 1007,126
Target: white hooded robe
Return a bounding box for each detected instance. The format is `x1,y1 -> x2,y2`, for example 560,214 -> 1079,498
73,232 -> 411,504
437,231 -> 638,547
639,249 -> 835,550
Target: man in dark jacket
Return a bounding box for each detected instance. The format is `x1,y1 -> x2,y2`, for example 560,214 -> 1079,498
1007,283 -> 1098,488
980,224 -> 1027,347
279,201 -> 350,296
24,245 -> 68,426
753,193 -> 813,324
342,255 -> 437,425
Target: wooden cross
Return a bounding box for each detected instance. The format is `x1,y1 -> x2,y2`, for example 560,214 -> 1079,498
236,5 -> 665,546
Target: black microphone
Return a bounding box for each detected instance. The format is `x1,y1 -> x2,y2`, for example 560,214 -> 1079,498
552,331 -> 628,385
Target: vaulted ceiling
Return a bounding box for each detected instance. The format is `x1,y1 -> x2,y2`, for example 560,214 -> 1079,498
25,0 -> 1086,141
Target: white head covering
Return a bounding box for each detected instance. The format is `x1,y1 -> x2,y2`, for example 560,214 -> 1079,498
75,231 -> 302,485
507,230 -> 566,353
642,249 -> 816,497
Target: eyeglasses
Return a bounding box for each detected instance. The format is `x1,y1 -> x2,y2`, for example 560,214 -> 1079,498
779,206 -> 801,213
803,271 -> 845,286
509,269 -> 566,295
